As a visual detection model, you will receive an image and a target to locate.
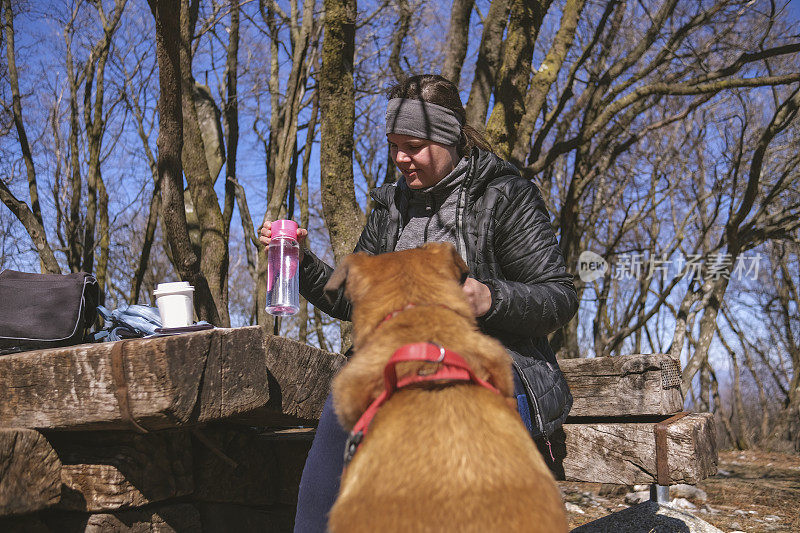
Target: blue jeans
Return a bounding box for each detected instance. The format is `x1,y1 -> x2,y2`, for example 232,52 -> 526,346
293,370 -> 531,532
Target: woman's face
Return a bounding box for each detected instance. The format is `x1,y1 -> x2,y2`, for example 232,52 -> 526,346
387,133 -> 460,189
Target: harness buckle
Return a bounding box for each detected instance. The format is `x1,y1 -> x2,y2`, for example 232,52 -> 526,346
428,341 -> 446,363
343,430 -> 364,466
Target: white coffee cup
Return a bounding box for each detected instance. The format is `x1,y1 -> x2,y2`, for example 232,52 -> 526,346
154,282 -> 195,328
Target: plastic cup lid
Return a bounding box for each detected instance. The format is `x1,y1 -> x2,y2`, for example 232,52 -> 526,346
154,281 -> 194,295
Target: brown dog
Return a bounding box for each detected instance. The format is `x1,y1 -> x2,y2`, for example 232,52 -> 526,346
323,242 -> 568,533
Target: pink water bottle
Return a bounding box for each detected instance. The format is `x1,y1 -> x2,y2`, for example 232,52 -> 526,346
266,220 -> 300,316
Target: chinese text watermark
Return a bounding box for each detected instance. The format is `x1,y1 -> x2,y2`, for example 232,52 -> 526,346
578,251 -> 761,284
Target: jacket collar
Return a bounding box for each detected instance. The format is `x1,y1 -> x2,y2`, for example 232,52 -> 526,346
369,149 -> 520,208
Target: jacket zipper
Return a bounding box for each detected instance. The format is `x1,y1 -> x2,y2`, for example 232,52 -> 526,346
454,158 -> 472,265
423,195 -> 434,242
514,361 -> 547,437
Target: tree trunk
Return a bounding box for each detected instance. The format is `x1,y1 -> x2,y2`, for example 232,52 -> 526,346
441,0 -> 474,86
297,87 -> 320,343
682,276 -> 729,397
770,371 -> 800,451
730,349 -> 751,449
484,0 -> 549,159
130,184 -> 161,304
147,0 -> 218,324
464,0 -> 511,127
320,0 -> 362,350
768,253 -> 800,451
388,0 -> 411,82
698,361 -> 710,412
319,0 -> 363,264
179,0 -> 230,326
222,0 -> 239,236
63,9 -> 84,273
96,175 -> 110,304
510,0 -> 585,165
709,365 -> 737,449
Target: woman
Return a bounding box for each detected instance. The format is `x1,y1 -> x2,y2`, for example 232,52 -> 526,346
260,74 -> 577,532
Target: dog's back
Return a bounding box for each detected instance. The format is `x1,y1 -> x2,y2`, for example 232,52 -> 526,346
329,384 -> 567,532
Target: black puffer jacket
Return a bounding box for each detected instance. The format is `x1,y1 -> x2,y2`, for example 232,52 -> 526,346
299,149 -> 578,438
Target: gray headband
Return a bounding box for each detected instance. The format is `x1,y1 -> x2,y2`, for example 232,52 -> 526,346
385,98 -> 463,146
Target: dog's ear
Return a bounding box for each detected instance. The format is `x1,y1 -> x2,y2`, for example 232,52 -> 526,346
324,253 -> 365,304
422,242 -> 470,284
324,256 -> 352,304
450,246 -> 470,285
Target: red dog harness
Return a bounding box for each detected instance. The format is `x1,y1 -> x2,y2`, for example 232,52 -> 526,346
343,342 -> 500,466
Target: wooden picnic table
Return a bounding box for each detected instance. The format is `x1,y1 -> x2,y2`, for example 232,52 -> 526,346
0,327 -> 716,531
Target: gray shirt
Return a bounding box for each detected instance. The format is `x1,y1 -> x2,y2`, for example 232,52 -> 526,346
394,156 -> 469,253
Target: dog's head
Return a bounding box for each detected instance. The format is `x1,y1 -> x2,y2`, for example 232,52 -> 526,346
328,243 -> 517,431
324,242 -> 470,322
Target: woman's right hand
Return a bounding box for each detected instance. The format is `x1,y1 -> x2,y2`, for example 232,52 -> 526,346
259,220 -> 308,258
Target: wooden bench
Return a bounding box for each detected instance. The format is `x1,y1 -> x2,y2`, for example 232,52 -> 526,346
559,355 -> 716,486
0,327 -> 717,530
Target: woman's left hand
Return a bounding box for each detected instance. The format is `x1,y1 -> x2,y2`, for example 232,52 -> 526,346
462,277 -> 492,317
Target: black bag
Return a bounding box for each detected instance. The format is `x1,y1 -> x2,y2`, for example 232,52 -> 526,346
0,269 -> 99,355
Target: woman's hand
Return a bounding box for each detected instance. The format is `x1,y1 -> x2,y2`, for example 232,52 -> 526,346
462,277 -> 492,317
258,221 -> 308,261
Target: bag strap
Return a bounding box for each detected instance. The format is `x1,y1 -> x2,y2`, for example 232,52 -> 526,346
110,340 -> 149,433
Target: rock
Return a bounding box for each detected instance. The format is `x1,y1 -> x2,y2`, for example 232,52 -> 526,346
670,484 -> 708,502
669,497 -> 696,510
716,469 -> 731,476
565,502 -> 585,514
570,501 -> 724,532
624,491 -> 650,504
598,484 -> 630,497
734,509 -> 748,515
633,484 -> 650,492
764,515 -> 780,522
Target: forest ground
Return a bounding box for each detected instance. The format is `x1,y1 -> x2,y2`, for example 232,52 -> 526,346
562,449 -> 800,532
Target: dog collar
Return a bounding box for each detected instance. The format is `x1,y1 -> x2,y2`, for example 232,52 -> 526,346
343,342 -> 499,467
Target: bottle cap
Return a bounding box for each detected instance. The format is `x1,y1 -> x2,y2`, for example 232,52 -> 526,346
271,219 -> 298,240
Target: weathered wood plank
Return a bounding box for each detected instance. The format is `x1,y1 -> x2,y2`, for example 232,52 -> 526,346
44,503 -> 200,532
232,335 -> 346,425
0,327 -> 269,431
557,412 -> 717,484
560,354 -> 684,417
192,427 -> 308,505
265,335 -> 345,421
0,429 -> 61,517
45,430 -> 193,512
39,427 -> 311,512
0,503 -> 294,532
